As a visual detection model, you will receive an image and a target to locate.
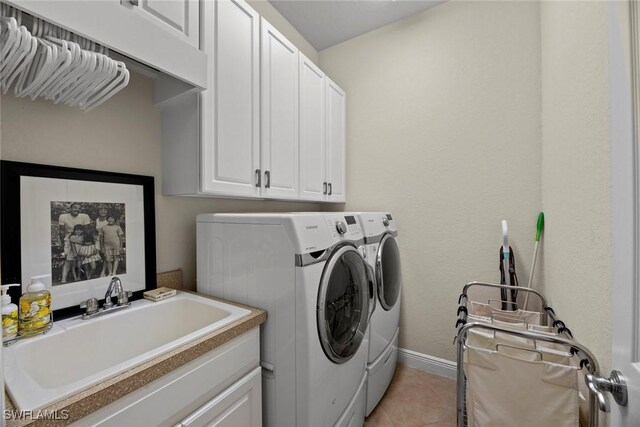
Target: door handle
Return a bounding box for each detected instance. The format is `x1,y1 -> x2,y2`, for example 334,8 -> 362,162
328,183 -> 332,196
323,182 -> 327,195
255,169 -> 261,187
585,370 -> 628,412
265,170 -> 271,188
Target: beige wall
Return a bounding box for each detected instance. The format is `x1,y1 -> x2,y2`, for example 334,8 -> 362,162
319,1 -> 543,361
540,1 -> 612,371
0,4 -> 320,291
0,0 -> 617,373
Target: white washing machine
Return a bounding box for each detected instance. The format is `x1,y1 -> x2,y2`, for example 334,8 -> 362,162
196,213 -> 373,427
354,212 -> 402,416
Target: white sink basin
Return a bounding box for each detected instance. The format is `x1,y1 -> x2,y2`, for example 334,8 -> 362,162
4,292 -> 251,411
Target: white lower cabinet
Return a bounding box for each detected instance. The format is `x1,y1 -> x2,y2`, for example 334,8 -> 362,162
73,328 -> 261,427
177,367 -> 261,427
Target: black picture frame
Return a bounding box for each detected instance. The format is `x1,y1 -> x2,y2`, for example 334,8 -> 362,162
0,160 -> 156,320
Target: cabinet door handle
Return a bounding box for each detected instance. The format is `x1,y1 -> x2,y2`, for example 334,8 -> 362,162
265,171 -> 271,188
323,182 -> 328,195
126,0 -> 139,5
328,183 -> 332,196
255,169 -> 261,187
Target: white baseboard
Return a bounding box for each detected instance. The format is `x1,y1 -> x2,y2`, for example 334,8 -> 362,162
398,348 -> 457,379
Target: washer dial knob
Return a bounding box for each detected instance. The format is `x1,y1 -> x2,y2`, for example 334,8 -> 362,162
336,221 -> 347,235
382,218 -> 390,227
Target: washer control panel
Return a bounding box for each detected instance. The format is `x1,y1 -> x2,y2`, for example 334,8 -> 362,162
325,214 -> 363,243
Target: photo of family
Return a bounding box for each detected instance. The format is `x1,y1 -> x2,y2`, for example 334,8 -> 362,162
51,202 -> 126,286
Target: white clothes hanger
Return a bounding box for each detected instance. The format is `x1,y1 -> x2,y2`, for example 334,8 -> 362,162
0,18 -> 23,72
13,36 -> 55,97
83,61 -> 129,111
53,46 -> 93,103
31,38 -> 73,99
65,51 -> 112,106
57,48 -> 100,104
2,4 -> 22,26
0,5 -> 129,110
2,26 -> 37,93
43,38 -> 83,101
80,59 -> 127,109
70,56 -> 116,107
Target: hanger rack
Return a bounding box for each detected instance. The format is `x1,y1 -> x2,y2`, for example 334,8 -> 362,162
0,2 -> 129,111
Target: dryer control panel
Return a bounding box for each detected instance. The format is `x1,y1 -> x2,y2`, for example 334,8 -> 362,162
357,212 -> 397,238
382,213 -> 397,232
324,214 -> 363,244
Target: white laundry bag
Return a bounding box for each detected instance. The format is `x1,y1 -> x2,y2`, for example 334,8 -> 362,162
469,301 -> 543,326
464,345 -> 580,427
466,330 -> 573,365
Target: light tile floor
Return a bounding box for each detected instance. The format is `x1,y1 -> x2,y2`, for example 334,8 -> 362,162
364,364 -> 457,427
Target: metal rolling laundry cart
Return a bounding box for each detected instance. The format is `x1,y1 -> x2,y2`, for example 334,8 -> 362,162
454,282 -> 626,427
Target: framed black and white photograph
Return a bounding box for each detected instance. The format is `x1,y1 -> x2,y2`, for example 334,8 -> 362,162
1,161 -> 156,319
51,201 -> 127,286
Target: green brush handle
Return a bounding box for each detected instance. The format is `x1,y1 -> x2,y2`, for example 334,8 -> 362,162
535,212 -> 544,242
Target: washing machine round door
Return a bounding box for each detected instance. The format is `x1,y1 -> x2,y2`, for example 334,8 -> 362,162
376,234 -> 401,311
317,245 -> 372,364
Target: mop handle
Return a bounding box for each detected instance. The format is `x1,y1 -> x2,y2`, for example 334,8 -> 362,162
501,220 -> 512,306
535,213 -> 544,242
524,213 -> 544,310
502,220 -> 509,257
501,220 -> 509,267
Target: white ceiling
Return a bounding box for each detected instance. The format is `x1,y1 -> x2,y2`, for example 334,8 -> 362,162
268,0 -> 445,51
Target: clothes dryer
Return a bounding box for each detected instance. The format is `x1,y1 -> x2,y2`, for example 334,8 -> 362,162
354,212 -> 402,416
197,213 -> 373,427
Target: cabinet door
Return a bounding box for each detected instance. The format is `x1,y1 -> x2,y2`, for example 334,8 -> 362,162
127,0 -> 198,48
178,366 -> 262,427
298,54 -> 327,201
201,0 -> 260,197
6,0 -> 206,88
260,18 -> 299,199
325,77 -> 346,203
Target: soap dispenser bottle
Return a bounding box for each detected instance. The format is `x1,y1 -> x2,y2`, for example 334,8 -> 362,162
1,284 -> 19,342
19,275 -> 52,336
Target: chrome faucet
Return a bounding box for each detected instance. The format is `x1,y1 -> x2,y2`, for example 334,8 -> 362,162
80,277 -> 132,319
104,277 -> 124,309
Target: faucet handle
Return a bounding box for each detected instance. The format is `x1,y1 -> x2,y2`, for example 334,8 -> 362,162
111,277 -> 124,294
80,298 -> 99,315
117,291 -> 133,306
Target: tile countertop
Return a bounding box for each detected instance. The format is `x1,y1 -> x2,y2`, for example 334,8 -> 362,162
5,291 -> 267,427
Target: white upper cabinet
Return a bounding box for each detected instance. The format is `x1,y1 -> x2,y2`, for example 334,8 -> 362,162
325,77 -> 346,203
8,0 -> 206,88
130,0 -> 198,48
160,0 -> 346,203
298,58 -> 347,203
298,54 -> 327,201
260,18 -> 299,199
200,0 -> 260,197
